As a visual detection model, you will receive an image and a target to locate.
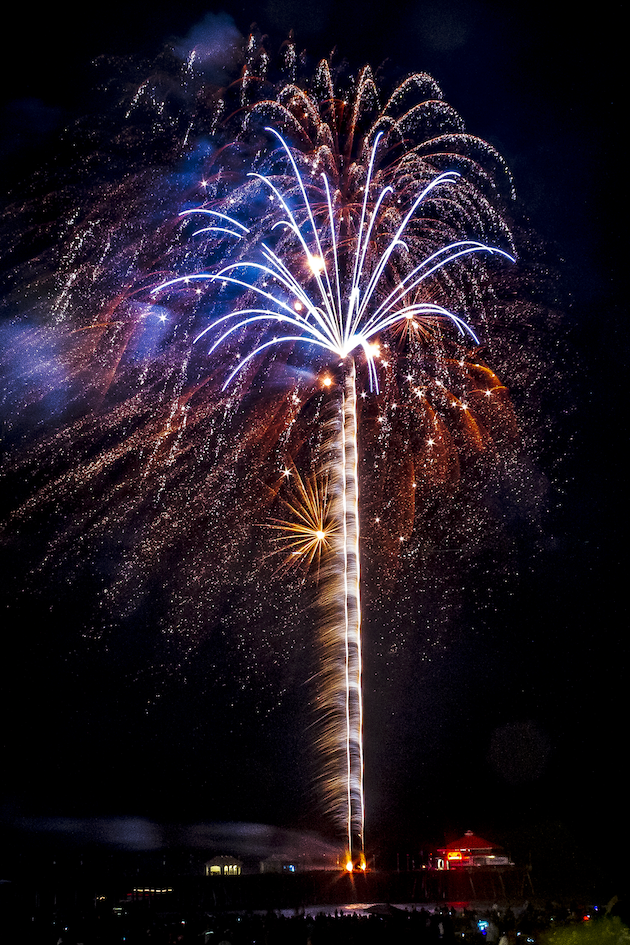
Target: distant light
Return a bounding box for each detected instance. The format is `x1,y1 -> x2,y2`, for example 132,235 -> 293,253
345,860 -> 353,872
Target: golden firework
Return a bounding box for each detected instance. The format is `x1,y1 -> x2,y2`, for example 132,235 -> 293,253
266,465 -> 337,576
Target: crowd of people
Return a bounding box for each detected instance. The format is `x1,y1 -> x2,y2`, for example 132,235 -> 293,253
15,898 -> 627,944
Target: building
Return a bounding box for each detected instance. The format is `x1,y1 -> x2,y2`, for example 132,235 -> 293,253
435,830 -> 513,870
204,855 -> 243,877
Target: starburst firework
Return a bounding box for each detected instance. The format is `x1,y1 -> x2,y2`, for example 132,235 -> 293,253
266,464 -> 336,576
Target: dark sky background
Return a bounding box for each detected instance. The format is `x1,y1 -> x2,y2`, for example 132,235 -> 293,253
0,0 -> 624,887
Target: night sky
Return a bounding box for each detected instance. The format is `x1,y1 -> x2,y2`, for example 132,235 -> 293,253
0,0 -> 623,884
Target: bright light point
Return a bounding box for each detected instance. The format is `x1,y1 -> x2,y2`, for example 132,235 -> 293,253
345,860 -> 353,872
309,255 -> 325,273
399,536 -> 404,542
322,376 -> 332,387
427,438 -> 435,447
315,530 -> 325,541
293,300 -> 303,311
375,516 -> 380,523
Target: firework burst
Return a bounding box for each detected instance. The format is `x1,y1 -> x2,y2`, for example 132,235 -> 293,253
0,37 -> 557,857
265,463 -> 337,576
153,109 -> 514,863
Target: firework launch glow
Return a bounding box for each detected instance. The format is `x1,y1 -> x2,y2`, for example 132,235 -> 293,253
0,30 -> 563,861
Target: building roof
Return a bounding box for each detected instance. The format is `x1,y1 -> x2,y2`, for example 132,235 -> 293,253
442,830 -> 502,852
205,855 -> 243,867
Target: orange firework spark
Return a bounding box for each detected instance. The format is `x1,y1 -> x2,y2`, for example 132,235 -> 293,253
265,464 -> 337,577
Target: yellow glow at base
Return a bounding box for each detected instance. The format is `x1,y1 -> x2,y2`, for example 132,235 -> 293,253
345,860 -> 354,872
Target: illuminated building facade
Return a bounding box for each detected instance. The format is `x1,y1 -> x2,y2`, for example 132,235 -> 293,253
204,855 -> 243,877
436,830 -> 513,870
